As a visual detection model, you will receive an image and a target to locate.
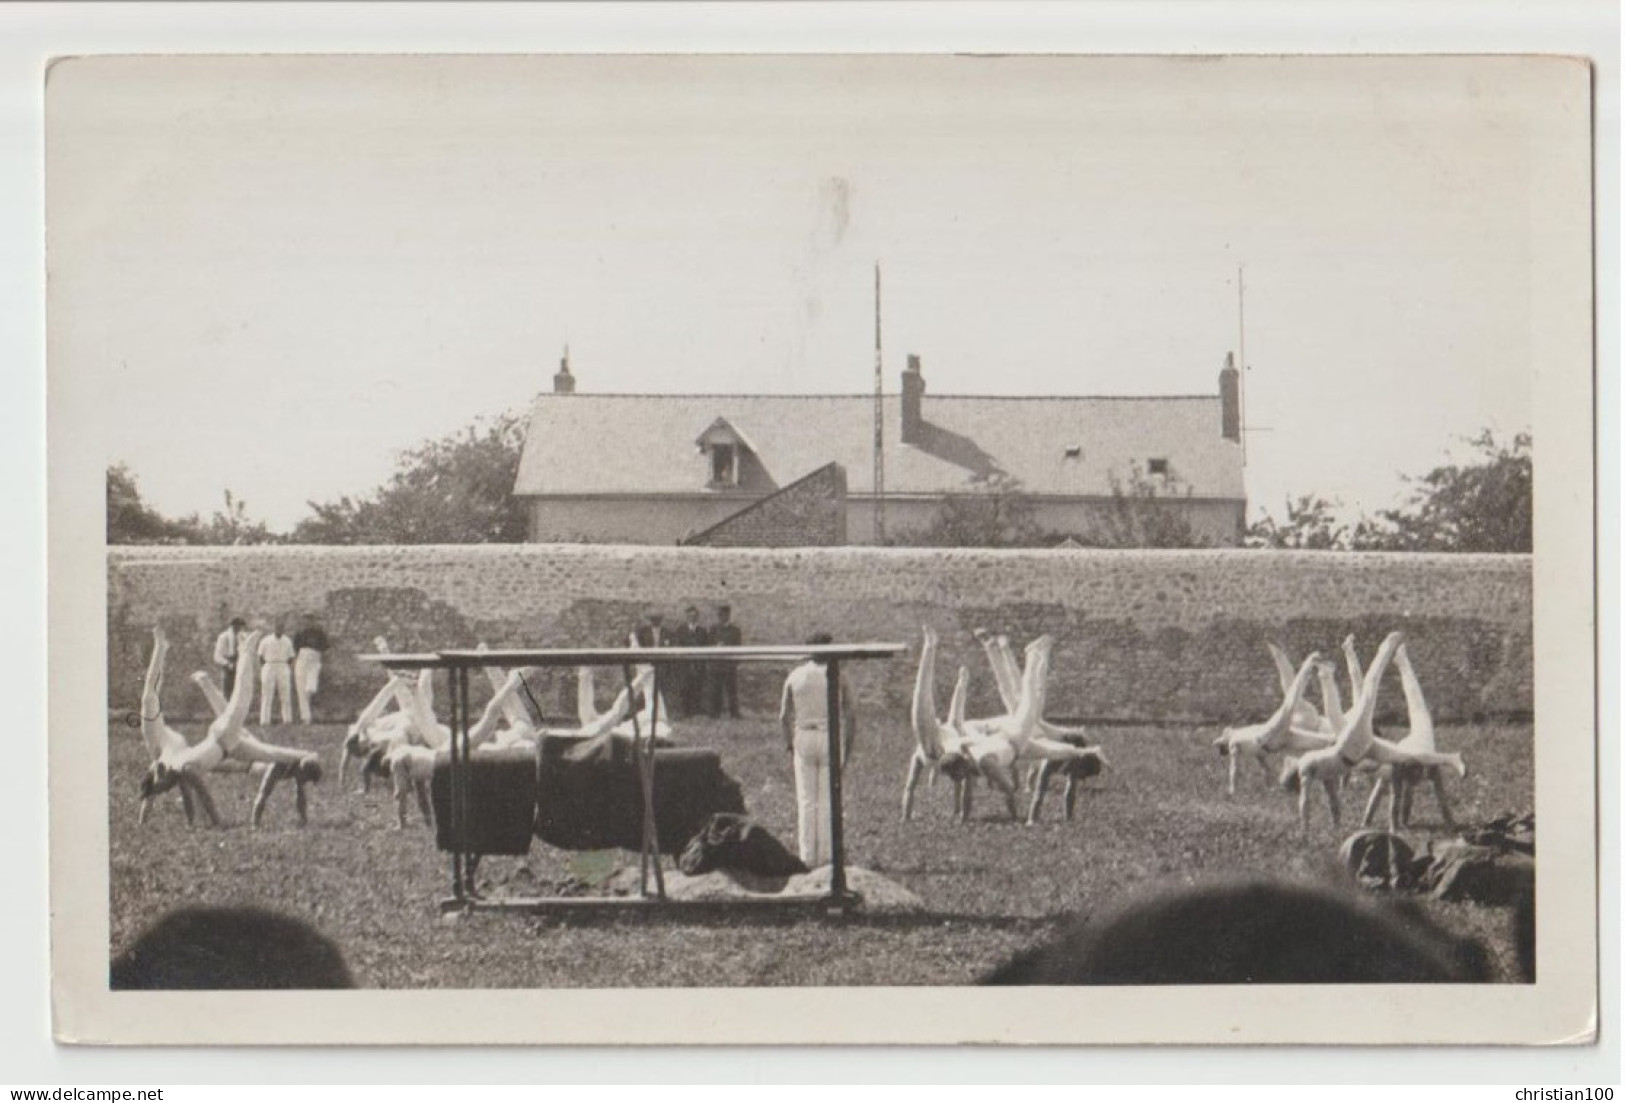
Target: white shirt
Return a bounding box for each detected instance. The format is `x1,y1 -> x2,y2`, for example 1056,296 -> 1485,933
258,634 -> 296,665
780,661 -> 830,728
213,628 -> 239,668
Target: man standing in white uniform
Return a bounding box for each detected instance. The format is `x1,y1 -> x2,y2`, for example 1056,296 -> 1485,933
777,633 -> 857,868
258,621 -> 297,725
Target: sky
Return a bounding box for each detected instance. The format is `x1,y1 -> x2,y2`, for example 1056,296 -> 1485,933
47,54 -> 1562,531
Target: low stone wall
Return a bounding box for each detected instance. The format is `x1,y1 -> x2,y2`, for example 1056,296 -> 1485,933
107,544 -> 1531,728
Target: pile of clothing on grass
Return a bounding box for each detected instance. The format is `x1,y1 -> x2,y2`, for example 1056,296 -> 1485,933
1339,812 -> 1535,905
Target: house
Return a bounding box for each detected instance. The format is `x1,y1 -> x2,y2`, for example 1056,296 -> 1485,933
513,353 -> 1247,546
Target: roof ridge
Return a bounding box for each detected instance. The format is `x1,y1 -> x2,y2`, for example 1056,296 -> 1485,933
532,392 -> 1218,401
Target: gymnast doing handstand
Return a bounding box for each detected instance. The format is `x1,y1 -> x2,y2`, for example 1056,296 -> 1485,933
573,664 -> 674,740
1292,631 -> 1467,833
1212,648 -> 1330,796
973,629 -> 1106,822
351,668 -> 530,828
136,626 -> 224,827
902,625 -> 978,822
188,670 -> 320,827
950,634 -> 1056,821
338,638 -> 426,790
137,626 -> 320,828
905,630 -> 1106,824
1266,641 -> 1332,735
1357,642 -> 1460,831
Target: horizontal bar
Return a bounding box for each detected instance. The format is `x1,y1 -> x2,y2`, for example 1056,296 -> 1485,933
362,643 -> 908,669
354,652 -> 448,670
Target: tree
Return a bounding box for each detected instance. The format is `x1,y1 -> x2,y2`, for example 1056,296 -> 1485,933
1355,430 -> 1532,553
292,411 -> 529,544
107,463 -> 188,544
1079,463 -> 1206,549
905,473 -> 1043,548
1249,429 -> 1532,554
107,465 -> 279,545
1245,494 -> 1350,550
190,489 -> 281,546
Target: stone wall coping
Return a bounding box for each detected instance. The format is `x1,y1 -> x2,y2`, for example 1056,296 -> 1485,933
109,543 -> 1533,571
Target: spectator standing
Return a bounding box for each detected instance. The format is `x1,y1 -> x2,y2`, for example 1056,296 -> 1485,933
670,606 -> 711,717
628,612 -> 668,713
708,604 -> 743,719
628,611 -> 667,651
257,620 -> 297,725
213,617 -> 246,697
291,614 -> 330,724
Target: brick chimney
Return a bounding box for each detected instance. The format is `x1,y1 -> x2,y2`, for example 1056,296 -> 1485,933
554,346 -> 575,395
1219,352 -> 1240,442
901,353 -> 925,445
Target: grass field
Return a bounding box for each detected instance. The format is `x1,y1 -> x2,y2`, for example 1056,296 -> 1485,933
109,712 -> 1533,987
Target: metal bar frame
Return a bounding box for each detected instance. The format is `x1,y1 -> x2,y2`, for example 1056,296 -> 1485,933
823,657 -> 851,910
446,664 -> 461,904
450,664 -> 472,903
619,662 -> 668,901
361,643 -> 906,917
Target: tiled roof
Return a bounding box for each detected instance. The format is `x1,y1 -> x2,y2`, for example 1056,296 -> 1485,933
514,392 -> 1245,500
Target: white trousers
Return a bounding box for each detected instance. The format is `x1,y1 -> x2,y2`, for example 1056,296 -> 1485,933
294,649 -> 323,722
792,724 -> 841,867
260,663 -> 293,725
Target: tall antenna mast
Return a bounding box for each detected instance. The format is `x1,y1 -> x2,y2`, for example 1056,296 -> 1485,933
1237,264 -> 1248,467
873,263 -> 886,543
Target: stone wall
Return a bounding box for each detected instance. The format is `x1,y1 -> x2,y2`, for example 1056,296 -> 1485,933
684,464 -> 847,548
528,495 -> 748,545
107,545 -> 1531,728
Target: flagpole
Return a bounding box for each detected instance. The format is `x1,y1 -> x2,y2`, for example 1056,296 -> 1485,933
1237,264 -> 1247,468
873,263 -> 886,544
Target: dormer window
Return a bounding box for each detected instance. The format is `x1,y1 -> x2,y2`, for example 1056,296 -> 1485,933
1147,457 -> 1170,477
710,443 -> 737,487
696,417 -> 755,490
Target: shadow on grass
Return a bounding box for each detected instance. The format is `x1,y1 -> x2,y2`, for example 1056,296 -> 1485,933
503,906 -> 1071,935
867,864 -> 996,875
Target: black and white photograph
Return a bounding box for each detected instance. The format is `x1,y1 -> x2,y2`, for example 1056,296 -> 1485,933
45,50 -> 1596,1046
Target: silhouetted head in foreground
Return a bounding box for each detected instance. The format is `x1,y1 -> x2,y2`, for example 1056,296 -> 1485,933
983,877 -> 1493,985
111,907 -> 354,990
